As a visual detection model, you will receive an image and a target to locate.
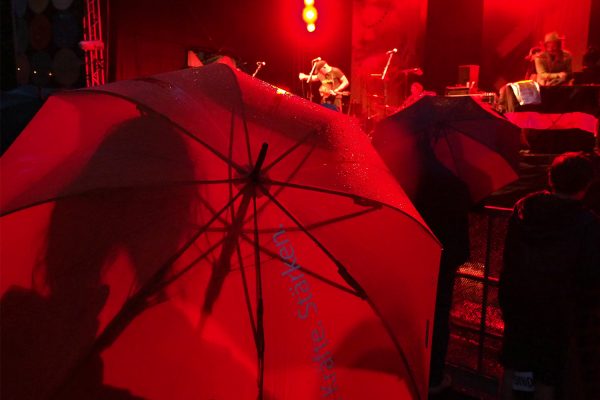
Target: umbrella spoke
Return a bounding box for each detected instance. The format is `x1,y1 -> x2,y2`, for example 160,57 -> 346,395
200,188 -> 253,319
160,235 -> 227,289
266,180 -> 376,204
241,142 -> 317,227
241,107 -> 254,168
258,188 -> 366,297
228,107 -> 236,224
265,180 -> 438,241
299,206 -> 380,231
200,144 -> 268,332
443,122 -> 519,168
252,194 -> 265,400
262,130 -> 316,173
238,232 -> 362,297
234,240 -> 259,345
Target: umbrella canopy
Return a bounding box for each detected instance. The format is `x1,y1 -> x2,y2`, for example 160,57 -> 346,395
1,64 -> 441,400
373,95 -> 520,203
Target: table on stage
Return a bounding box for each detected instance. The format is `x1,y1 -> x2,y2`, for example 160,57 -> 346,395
501,84 -> 600,153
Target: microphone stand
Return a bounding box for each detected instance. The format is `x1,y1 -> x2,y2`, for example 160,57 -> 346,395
252,63 -> 265,78
381,51 -> 395,117
305,61 -> 319,103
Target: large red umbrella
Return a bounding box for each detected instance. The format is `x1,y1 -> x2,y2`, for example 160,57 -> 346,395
1,64 -> 441,400
373,96 -> 520,203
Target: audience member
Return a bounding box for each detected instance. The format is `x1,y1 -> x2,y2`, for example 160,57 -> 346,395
499,152 -> 600,400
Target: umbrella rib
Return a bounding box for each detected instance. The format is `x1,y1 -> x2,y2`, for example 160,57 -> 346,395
262,130 -> 316,173
240,142 -> 317,227
82,89 -> 247,175
158,234 -> 228,291
241,105 -> 254,167
265,180 -> 439,244
226,107 -> 260,344
444,122 -> 520,169
259,188 -> 366,296
259,187 -> 424,400
440,130 -> 462,178
252,194 -> 266,400
238,232 -> 362,297
235,240 -> 259,344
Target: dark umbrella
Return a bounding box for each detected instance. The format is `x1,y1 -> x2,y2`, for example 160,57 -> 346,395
373,95 -> 520,203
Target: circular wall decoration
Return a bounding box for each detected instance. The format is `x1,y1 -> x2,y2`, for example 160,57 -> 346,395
52,0 -> 74,11
53,10 -> 80,48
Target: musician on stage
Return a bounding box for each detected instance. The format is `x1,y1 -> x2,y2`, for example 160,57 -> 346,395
400,82 -> 436,109
299,60 -> 350,111
535,32 -> 573,86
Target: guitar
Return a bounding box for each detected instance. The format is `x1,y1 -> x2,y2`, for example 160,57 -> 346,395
319,85 -> 350,100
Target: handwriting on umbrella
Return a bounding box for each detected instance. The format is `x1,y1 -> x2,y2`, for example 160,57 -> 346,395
273,224 -> 340,398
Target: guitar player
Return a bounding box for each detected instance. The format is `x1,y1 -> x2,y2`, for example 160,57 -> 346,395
299,59 -> 350,111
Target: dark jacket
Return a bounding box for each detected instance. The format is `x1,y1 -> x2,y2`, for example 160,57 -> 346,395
499,191 -> 600,393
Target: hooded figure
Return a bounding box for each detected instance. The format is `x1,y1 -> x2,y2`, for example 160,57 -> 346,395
499,152 -> 600,400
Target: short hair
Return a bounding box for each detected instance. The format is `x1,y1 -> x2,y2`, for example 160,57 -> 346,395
314,60 -> 327,71
549,152 -> 594,194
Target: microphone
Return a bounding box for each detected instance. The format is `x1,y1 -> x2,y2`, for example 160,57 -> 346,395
311,57 -> 321,63
257,61 -> 266,66
386,48 -> 398,55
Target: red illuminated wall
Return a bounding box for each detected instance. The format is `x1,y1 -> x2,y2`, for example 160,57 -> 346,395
107,0 -> 592,100
350,0 -> 429,112
480,0 -> 592,89
423,0 -> 484,93
108,0 -> 351,96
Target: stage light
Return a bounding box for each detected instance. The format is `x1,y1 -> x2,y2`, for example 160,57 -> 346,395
304,0 -> 314,6
302,6 -> 317,24
306,23 -> 315,32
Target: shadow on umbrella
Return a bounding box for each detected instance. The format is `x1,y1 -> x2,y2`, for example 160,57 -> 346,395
2,114 -> 201,399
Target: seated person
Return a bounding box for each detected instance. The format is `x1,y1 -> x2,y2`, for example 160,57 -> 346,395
401,82 -> 436,109
535,32 -> 572,86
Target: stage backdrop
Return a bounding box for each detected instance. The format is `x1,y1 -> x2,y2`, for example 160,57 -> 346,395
108,0 -> 351,96
481,0 -> 592,90
108,0 -> 592,104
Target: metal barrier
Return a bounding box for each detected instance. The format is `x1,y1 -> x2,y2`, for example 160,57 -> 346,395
447,205 -> 512,379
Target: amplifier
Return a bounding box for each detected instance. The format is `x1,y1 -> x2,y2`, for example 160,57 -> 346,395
458,64 -> 480,86
445,86 -> 470,96
445,92 -> 498,104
